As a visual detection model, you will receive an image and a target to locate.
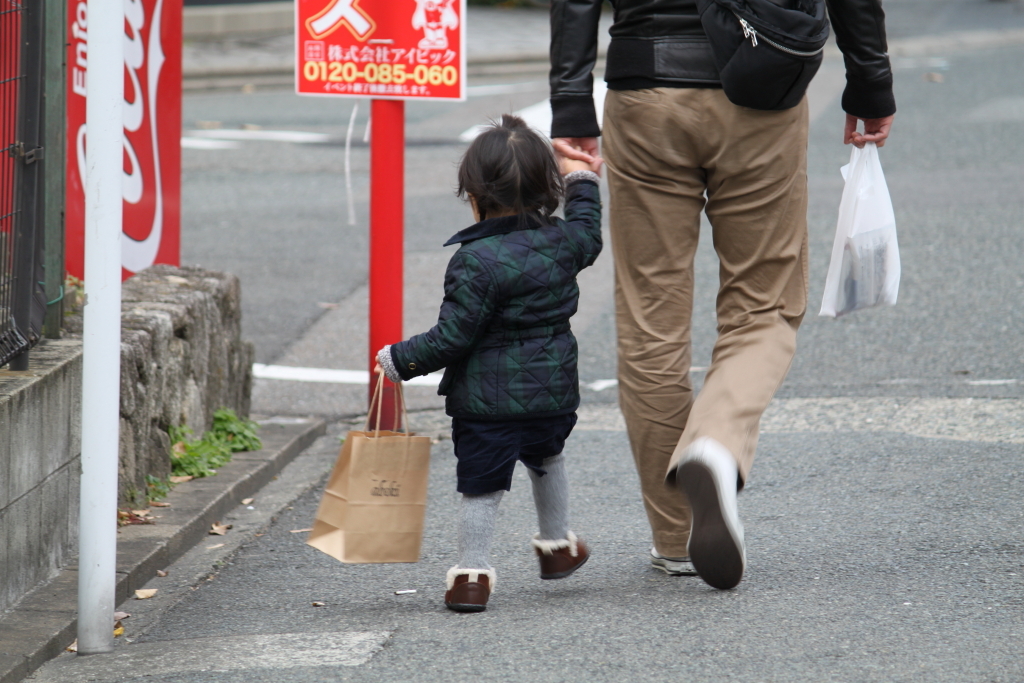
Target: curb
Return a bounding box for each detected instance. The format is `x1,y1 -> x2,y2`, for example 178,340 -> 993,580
0,417 -> 326,683
184,1 -> 294,40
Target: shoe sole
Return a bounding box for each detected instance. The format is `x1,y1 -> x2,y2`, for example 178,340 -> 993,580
651,560 -> 697,577
445,602 -> 487,612
678,460 -> 744,590
540,553 -> 589,580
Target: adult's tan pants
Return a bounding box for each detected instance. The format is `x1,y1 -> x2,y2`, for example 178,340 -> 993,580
602,88 -> 809,558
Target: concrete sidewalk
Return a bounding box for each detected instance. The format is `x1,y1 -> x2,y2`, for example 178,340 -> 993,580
22,402 -> 1024,682
0,418 -> 325,683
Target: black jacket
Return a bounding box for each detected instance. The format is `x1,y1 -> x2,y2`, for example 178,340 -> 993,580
550,0 -> 896,138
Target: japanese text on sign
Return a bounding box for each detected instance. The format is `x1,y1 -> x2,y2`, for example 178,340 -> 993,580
296,0 -> 466,100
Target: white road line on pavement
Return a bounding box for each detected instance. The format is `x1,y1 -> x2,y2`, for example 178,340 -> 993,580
573,398 -> 1024,443
585,367 -> 708,392
185,129 -> 333,143
37,632 -> 391,680
253,363 -> 442,386
459,81 -> 609,142
966,379 -> 1018,386
466,81 -> 546,97
892,57 -> 950,70
181,137 -> 240,150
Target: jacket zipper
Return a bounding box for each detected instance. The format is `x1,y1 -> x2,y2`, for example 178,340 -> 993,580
735,14 -> 824,57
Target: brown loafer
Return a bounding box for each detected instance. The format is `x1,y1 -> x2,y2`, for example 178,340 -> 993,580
444,568 -> 495,612
532,531 -> 589,580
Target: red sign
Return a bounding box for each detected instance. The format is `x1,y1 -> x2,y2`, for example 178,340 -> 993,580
295,0 -> 466,101
66,0 -> 182,280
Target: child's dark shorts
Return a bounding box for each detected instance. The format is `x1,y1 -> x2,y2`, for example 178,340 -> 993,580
450,413 -> 577,495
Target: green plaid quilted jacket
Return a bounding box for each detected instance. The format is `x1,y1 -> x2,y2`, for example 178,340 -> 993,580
389,177 -> 602,420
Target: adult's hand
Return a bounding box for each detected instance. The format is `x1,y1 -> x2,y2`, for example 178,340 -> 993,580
553,137 -> 601,164
844,114 -> 894,148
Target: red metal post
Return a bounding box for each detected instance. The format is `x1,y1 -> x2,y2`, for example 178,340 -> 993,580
368,98 -> 404,430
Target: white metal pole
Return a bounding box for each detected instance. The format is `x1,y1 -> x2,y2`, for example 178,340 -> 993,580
77,0 -> 123,656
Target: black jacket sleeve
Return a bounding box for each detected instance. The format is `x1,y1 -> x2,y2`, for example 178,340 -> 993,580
390,251 -> 498,381
563,179 -> 603,270
826,0 -> 897,119
549,0 -> 604,139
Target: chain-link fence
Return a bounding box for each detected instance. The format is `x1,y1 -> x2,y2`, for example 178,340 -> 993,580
1,0 -> 46,369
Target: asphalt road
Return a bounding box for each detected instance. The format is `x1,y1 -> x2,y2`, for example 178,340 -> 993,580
29,2 -> 1024,680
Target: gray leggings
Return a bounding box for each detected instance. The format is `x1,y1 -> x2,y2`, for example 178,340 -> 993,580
457,453 -> 570,570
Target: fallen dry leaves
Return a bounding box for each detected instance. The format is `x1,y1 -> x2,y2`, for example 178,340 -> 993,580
113,622 -> 125,637
169,475 -> 193,484
150,501 -> 171,508
156,570 -> 168,577
241,498 -> 254,505
311,601 -> 326,607
134,589 -> 158,600
209,522 -> 232,535
289,528 -> 313,533
206,543 -> 225,550
117,509 -> 154,526
65,640 -> 77,653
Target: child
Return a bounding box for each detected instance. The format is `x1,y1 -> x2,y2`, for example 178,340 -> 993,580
375,114 -> 602,612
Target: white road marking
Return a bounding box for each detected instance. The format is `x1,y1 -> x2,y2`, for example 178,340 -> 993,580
466,81 -> 546,97
254,366 -> 714,391
891,57 -> 950,70
459,81 -> 609,142
966,379 -> 1018,386
185,129 -> 333,143
181,137 -> 240,150
585,368 -> 708,392
253,363 -> 442,386
36,632 -> 390,680
257,416 -> 315,425
573,398 -> 1024,444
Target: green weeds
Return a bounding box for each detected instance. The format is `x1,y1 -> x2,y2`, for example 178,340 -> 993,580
168,409 -> 262,479
146,474 -> 173,501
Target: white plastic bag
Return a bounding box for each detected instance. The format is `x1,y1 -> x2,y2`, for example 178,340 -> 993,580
819,143 -> 900,318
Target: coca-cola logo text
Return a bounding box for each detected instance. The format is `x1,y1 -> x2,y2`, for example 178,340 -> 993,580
69,0 -> 168,274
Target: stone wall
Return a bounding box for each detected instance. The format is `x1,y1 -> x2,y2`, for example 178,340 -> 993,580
116,266 -> 254,506
0,341 -> 82,615
0,265 -> 254,614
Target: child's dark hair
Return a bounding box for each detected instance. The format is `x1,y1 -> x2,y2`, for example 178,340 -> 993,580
457,114 -> 564,224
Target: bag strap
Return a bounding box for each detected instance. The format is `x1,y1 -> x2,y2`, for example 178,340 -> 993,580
364,370 -> 411,437
365,370 -> 385,433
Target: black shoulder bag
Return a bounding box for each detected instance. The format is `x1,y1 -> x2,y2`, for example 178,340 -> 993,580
696,0 -> 830,111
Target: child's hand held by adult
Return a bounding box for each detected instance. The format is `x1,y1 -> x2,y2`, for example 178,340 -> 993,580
553,137 -> 602,175
560,158 -> 603,176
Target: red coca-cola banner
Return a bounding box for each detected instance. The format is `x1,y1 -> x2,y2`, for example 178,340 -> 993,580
66,0 -> 182,281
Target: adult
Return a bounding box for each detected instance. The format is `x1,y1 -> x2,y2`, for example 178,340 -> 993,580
549,0 -> 895,589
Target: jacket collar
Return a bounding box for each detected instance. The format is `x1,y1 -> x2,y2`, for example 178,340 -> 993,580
443,214 -> 541,247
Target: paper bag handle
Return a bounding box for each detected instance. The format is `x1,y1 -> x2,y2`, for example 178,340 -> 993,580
364,371 -> 417,472
366,370 -> 411,436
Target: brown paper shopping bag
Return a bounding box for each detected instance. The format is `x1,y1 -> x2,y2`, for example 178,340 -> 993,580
306,380 -> 432,563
